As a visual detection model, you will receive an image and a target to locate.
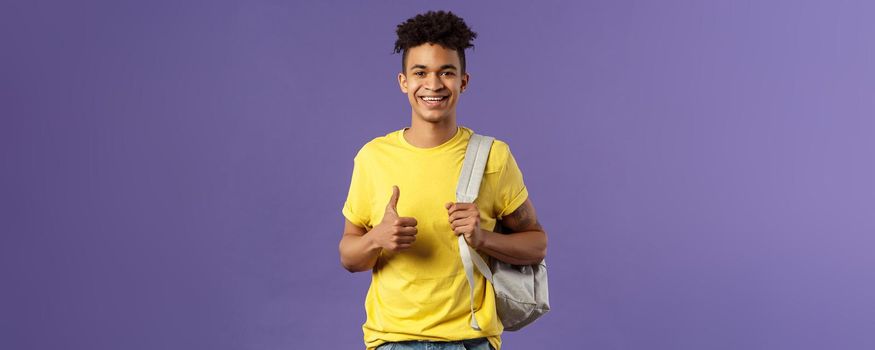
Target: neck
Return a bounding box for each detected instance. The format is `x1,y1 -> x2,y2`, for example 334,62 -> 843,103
404,115 -> 458,148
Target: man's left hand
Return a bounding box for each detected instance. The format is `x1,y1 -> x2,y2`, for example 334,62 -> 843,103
446,202 -> 487,249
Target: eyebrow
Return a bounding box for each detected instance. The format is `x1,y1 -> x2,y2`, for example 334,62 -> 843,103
410,64 -> 458,71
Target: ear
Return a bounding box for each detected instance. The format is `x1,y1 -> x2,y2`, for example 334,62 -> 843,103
398,72 -> 408,94
461,72 -> 470,93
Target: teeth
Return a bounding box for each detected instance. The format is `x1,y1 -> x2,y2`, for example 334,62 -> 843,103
421,96 -> 445,101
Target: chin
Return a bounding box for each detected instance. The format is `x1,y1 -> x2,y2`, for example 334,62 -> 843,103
418,113 -> 449,124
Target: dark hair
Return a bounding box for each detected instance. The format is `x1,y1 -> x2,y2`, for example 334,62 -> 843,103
393,10 -> 477,74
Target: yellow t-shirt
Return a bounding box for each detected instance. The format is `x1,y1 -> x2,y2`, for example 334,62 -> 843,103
342,126 -> 528,350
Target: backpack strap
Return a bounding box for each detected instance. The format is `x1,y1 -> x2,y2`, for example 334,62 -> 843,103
456,133 -> 495,330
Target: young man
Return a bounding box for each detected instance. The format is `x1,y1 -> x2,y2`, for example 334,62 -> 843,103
339,11 -> 547,350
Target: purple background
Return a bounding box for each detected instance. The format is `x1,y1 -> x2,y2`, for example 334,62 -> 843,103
3,0 -> 874,349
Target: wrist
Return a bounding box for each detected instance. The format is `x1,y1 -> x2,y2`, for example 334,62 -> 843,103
363,230 -> 383,252
476,228 -> 492,250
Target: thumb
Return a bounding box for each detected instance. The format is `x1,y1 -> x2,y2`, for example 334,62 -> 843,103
386,185 -> 400,214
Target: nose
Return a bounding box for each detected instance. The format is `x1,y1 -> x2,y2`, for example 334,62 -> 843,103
424,73 -> 445,91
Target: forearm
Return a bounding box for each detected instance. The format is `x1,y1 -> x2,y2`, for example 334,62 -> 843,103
478,229 -> 547,265
339,233 -> 382,273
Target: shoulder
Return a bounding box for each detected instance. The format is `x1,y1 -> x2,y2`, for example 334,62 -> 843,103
462,127 -> 515,174
353,129 -> 403,162
489,138 -> 512,157
486,137 -> 514,174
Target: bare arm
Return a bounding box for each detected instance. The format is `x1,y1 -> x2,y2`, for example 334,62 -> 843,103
338,219 -> 382,273
479,198 -> 547,265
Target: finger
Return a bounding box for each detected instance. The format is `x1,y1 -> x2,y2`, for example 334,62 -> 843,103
450,219 -> 464,230
453,224 -> 473,235
397,226 -> 418,236
449,210 -> 477,222
386,185 -> 400,213
445,202 -> 453,210
457,203 -> 477,210
449,209 -> 480,223
454,218 -> 477,231
396,216 -> 418,227
394,235 -> 416,244
447,203 -> 476,215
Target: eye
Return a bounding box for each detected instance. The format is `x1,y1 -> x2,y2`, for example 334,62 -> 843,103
413,71 -> 426,77
440,71 -> 455,77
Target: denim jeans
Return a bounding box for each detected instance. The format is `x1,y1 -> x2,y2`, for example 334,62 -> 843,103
376,337 -> 494,350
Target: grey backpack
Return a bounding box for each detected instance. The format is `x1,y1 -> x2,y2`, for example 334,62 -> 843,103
456,133 -> 550,332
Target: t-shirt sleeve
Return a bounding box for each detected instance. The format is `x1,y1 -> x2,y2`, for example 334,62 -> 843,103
341,152 -> 372,229
495,147 -> 529,220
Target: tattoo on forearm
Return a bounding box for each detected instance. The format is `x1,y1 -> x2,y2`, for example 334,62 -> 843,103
503,202 -> 543,232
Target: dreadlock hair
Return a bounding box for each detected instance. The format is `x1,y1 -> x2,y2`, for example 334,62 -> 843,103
393,10 -> 477,74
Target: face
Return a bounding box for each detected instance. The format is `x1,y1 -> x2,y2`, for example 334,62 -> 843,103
398,43 -> 469,125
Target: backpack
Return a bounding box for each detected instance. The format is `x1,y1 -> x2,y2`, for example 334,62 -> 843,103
456,133 -> 550,332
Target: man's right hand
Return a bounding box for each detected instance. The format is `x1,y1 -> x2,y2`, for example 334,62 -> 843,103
370,185 -> 418,252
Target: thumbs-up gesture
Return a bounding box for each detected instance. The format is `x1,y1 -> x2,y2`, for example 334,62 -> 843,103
371,186 -> 418,252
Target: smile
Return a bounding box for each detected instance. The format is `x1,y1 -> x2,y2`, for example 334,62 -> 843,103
419,95 -> 448,107
420,96 -> 447,101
